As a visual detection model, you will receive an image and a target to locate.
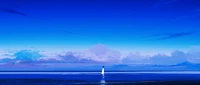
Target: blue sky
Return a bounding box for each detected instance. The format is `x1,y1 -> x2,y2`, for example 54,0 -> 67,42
0,0 -> 200,71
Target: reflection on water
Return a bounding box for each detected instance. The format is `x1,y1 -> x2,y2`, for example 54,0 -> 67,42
2,72 -> 200,85
100,83 -> 106,85
100,75 -> 106,85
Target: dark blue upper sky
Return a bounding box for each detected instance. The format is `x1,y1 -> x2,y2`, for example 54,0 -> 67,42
1,0 -> 200,51
0,0 -> 200,70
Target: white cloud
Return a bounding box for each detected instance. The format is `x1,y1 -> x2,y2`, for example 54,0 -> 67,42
83,44 -> 121,63
187,45 -> 200,63
122,46 -> 200,65
122,50 -> 189,65
26,44 -> 122,64
149,50 -> 187,65
122,52 -> 150,64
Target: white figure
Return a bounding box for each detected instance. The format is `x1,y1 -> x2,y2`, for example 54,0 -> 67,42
101,66 -> 105,76
100,66 -> 106,84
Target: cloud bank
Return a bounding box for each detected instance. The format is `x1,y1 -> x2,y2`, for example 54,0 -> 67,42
1,44 -> 200,66
0,44 -> 121,65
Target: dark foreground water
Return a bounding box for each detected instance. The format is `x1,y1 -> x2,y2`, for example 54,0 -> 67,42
1,72 -> 200,85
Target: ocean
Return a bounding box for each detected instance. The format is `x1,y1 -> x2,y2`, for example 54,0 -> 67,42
1,71 -> 200,85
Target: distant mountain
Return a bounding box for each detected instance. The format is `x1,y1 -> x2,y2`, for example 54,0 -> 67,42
109,62 -> 200,71
112,64 -> 128,68
175,61 -> 194,66
150,61 -> 198,67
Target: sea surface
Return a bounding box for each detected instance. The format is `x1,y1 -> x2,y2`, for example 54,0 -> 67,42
1,71 -> 200,85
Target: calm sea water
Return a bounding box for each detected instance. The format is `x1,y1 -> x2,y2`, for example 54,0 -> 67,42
1,72 -> 200,85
